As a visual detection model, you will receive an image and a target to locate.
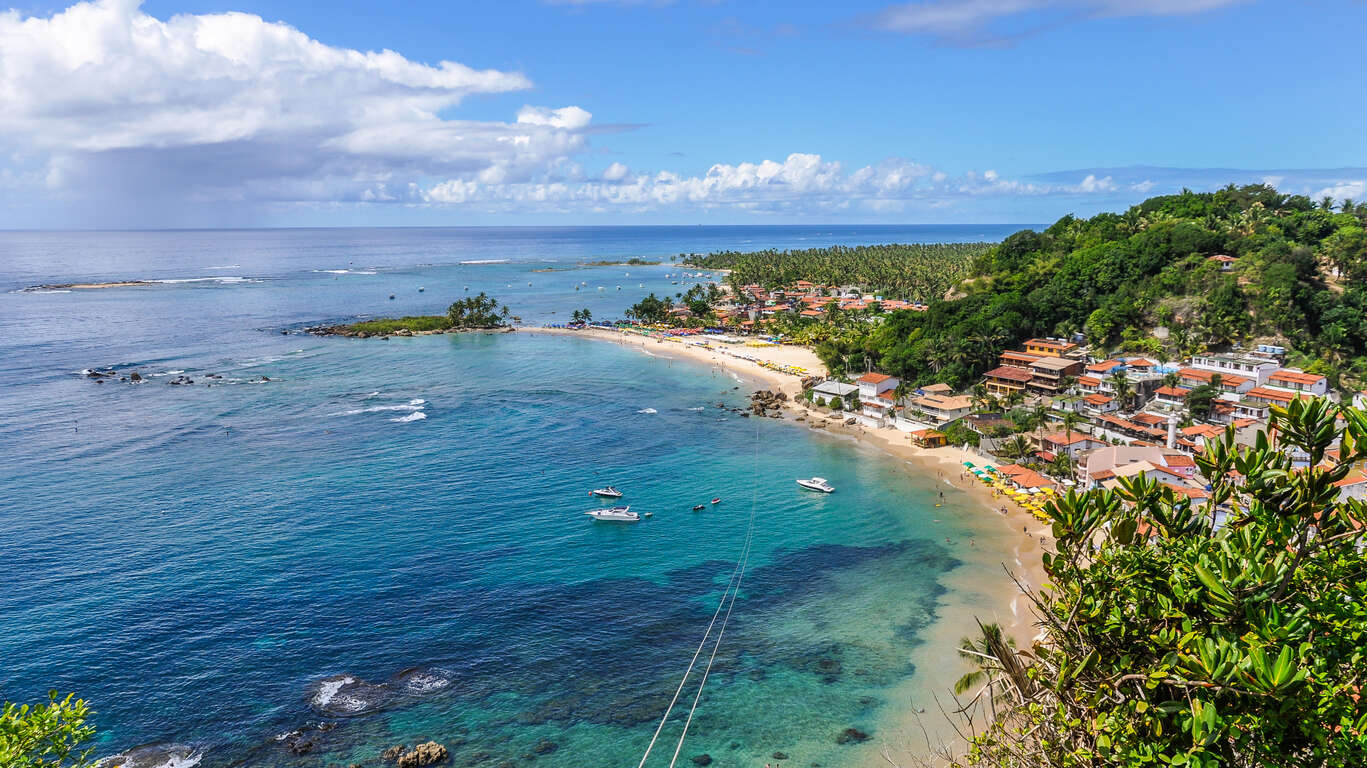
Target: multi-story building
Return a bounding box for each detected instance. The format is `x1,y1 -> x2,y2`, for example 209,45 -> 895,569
1024,338 -> 1082,359
983,365 -> 1033,399
1190,353 -> 1280,385
1027,356 -> 1085,396
1265,369 -> 1328,396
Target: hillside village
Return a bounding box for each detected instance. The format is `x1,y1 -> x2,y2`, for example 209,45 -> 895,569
624,273 -> 1365,514
804,329 -> 1365,512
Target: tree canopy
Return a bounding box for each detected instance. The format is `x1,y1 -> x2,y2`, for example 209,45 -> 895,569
798,186 -> 1367,389
955,398 -> 1367,767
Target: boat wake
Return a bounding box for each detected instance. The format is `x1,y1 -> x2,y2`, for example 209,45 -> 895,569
391,411 -> 427,423
637,408 -> 658,414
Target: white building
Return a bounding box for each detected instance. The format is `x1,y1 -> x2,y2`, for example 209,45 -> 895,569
1190,353 -> 1280,385
1265,369 -> 1328,396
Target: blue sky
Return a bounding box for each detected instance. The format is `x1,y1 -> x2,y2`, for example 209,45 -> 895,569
0,0 -> 1364,227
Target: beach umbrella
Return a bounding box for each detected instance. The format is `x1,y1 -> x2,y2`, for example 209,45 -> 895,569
962,461 -> 975,467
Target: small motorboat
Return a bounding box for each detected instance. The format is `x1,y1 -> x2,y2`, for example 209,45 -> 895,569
591,486 -> 624,498
586,506 -> 639,522
710,498 -> 721,505
692,504 -> 705,511
796,477 -> 835,493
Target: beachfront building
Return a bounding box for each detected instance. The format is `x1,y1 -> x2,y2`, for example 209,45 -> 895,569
996,464 -> 1058,492
1039,431 -> 1107,460
857,372 -> 899,401
1190,352 -> 1280,385
910,429 -> 947,449
907,392 -> 974,427
811,380 -> 858,405
983,365 -> 1033,400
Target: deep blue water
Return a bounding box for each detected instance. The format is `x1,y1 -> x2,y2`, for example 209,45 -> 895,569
0,226 -> 1022,768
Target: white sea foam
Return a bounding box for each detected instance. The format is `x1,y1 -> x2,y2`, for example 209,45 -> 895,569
151,277 -> 257,284
460,259 -> 510,264
313,269 -> 377,275
391,411 -> 427,423
637,408 -> 658,414
311,676 -> 354,710
688,407 -> 705,411
335,404 -> 423,415
204,264 -> 241,270
363,391 -> 380,399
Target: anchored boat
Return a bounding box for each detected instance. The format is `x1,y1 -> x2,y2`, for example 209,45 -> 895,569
796,477 -> 835,493
591,486 -> 624,498
586,506 -> 639,522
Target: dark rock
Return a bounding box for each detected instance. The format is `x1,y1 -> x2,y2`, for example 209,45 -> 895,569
773,752 -> 789,760
261,376 -> 270,382
691,755 -> 712,766
382,745 -> 406,761
835,728 -> 870,745
396,741 -> 448,768
129,372 -> 141,382
532,739 -> 557,755
729,742 -> 741,750
289,739 -> 315,755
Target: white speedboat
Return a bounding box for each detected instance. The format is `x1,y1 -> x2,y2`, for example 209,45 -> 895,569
586,506 -> 639,522
796,477 -> 835,493
591,486 -> 623,498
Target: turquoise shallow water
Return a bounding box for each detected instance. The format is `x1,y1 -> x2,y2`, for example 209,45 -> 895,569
0,227 -> 1020,768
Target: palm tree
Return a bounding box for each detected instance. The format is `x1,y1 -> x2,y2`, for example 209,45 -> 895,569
1108,371 -> 1134,410
1161,371 -> 1181,389
1061,409 -> 1081,448
953,622 -> 1024,714
891,379 -> 912,408
1001,434 -> 1033,460
1031,403 -> 1051,439
1005,388 -> 1026,409
970,383 -> 991,412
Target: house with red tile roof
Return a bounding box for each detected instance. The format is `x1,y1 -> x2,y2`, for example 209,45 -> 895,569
983,365 -> 1033,399
1266,369 -> 1328,395
1039,431 -> 1107,459
1178,367 -> 1253,394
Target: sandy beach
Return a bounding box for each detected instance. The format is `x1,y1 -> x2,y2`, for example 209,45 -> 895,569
522,325 -> 1050,763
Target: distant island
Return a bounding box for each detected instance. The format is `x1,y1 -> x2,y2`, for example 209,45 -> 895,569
578,257 -> 661,266
307,293 -> 512,337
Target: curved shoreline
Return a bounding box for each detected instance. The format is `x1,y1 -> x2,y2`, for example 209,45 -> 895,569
520,325 -> 1049,764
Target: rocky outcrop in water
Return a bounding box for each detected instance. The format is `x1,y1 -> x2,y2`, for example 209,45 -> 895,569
835,727 -> 870,745
749,389 -> 789,418
395,741 -> 449,767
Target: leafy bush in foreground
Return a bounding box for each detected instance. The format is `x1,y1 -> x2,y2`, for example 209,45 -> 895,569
954,398 -> 1367,767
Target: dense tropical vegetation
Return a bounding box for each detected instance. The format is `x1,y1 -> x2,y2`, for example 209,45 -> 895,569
951,399 -> 1367,767
318,293 -> 511,336
805,186 -> 1367,388
683,242 -> 991,302
1,692 -> 94,767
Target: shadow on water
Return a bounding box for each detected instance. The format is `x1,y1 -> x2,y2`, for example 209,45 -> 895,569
133,537 -> 958,767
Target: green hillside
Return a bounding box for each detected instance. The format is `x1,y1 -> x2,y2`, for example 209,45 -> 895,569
816,184 -> 1367,389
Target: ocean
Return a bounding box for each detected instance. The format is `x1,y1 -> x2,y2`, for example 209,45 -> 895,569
0,225 -> 1024,768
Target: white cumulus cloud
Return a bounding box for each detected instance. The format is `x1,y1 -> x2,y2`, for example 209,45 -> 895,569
0,0 -> 594,217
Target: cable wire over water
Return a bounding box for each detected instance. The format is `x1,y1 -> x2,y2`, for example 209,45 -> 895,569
636,423 -> 763,768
